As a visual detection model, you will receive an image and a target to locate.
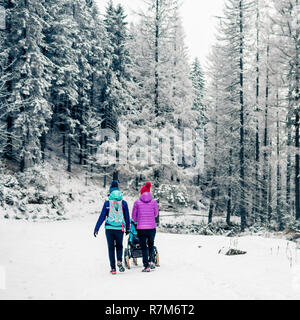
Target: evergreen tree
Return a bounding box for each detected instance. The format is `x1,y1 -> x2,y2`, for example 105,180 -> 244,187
128,0 -> 197,185
1,0 -> 53,171
0,7 -> 7,161
272,0 -> 300,220
135,0 -> 178,128
205,0 -> 256,229
190,57 -> 206,129
101,0 -> 134,133
169,3 -> 195,129
80,1 -> 107,171
44,0 -> 80,172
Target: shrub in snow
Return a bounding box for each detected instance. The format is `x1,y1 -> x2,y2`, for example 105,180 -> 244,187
5,194 -> 15,206
158,220 -> 240,236
0,166 -> 67,221
17,167 -> 49,191
2,175 -> 19,188
285,218 -> 300,234
153,184 -> 189,210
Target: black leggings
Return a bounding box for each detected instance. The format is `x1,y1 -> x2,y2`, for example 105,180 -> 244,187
105,229 -> 124,270
137,229 -> 156,268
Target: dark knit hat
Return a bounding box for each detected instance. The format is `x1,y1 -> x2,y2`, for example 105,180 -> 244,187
109,180 -> 119,193
140,182 -> 151,195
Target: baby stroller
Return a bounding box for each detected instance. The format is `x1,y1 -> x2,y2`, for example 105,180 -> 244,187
124,221 -> 160,269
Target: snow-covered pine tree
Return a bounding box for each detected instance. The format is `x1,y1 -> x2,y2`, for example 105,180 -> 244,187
0,0 -> 13,163
44,0 -> 80,173
101,0 -> 134,133
205,0 -> 256,229
1,0 -> 53,171
128,0 -> 198,187
220,0 -> 255,230
0,4 -> 7,163
78,1 -> 106,172
167,1 -> 194,129
190,57 -> 206,130
247,0 -> 278,226
135,0 -> 178,128
0,67 -> 6,166
167,1 -> 197,183
205,38 -> 243,225
272,0 -> 300,221
190,57 -> 206,186
252,0 -> 262,223
70,0 -> 94,167
98,1 -> 137,181
205,45 -> 223,224
67,0 -> 107,170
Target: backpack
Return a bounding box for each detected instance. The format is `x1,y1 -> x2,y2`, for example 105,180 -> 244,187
106,200 -> 125,230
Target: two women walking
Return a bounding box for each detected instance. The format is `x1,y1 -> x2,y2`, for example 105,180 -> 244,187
94,180 -> 159,274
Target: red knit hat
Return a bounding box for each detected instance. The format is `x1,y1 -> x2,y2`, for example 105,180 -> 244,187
140,182 -> 152,195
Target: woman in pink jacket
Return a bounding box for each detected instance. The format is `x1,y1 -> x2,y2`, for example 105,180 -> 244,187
132,182 -> 159,272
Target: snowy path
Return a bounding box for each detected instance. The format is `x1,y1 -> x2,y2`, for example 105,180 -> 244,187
0,216 -> 300,300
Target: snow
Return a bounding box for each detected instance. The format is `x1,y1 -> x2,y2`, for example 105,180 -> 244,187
0,215 -> 300,300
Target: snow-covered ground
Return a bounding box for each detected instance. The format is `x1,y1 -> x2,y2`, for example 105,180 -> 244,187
0,215 -> 300,300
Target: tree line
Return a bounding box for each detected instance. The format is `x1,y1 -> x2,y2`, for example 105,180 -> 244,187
204,0 -> 300,230
0,0 -> 205,189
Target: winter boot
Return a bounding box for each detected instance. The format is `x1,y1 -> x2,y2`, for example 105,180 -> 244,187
149,262 -> 156,270
117,262 -> 125,272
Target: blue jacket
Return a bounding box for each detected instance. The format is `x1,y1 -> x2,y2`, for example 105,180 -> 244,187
129,220 -> 138,243
94,191 -> 130,233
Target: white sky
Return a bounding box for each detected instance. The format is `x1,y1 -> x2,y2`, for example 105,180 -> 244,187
95,0 -> 225,66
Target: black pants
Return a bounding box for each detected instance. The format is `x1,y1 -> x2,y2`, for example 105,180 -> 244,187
137,229 -> 156,268
105,229 -> 124,270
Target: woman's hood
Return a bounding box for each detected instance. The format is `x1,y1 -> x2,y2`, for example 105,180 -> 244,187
109,190 -> 123,201
139,192 -> 152,203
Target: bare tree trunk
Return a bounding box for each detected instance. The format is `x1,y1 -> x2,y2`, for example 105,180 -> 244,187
295,111 -> 300,220
208,186 -> 215,224
268,141 -> 272,223
262,42 -> 270,224
67,135 -> 72,173
5,0 -> 14,161
103,167 -> 107,189
79,131 -> 83,165
276,106 -> 283,230
226,146 -> 232,226
254,0 -> 261,223
295,0 -> 300,220
208,85 -> 218,224
239,0 -> 247,231
63,134 -> 66,155
154,0 -> 159,117
286,88 -> 292,215
41,131 -> 46,162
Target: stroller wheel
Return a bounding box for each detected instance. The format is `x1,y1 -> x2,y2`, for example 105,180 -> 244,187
155,253 -> 160,267
133,258 -> 138,266
124,249 -> 130,269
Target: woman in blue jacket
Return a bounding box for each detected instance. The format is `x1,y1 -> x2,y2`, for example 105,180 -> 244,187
94,181 -> 130,275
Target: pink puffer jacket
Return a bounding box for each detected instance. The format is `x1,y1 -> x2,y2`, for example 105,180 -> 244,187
132,193 -> 159,229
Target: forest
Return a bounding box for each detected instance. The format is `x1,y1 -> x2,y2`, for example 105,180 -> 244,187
0,0 -> 299,232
